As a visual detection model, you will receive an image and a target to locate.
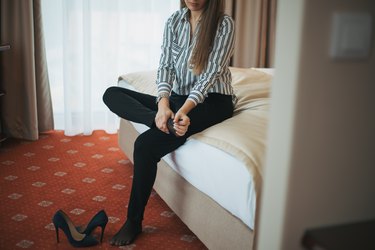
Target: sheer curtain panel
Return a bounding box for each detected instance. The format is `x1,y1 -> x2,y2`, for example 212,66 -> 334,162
42,0 -> 179,136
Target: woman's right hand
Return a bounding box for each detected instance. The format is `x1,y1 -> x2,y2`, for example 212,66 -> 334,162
155,98 -> 174,134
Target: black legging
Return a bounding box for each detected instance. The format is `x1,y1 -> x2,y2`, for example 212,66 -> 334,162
103,86 -> 233,222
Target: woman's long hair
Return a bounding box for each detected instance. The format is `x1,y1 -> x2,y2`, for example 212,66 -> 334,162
180,0 -> 225,75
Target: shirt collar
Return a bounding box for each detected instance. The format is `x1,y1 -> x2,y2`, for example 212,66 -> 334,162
182,7 -> 202,24
182,7 -> 189,22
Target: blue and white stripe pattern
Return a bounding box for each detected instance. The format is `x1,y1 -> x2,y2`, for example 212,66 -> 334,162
156,7 -> 236,105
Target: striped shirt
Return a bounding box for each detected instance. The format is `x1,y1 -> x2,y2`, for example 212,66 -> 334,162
156,7 -> 236,105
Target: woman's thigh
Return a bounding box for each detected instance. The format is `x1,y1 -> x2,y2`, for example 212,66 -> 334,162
103,86 -> 158,127
185,94 -> 233,136
134,94 -> 232,158
103,86 -> 157,111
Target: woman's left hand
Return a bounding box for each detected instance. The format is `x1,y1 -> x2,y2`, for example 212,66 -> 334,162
173,111 -> 190,137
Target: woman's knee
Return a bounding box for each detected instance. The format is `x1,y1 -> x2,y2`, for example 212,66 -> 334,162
102,86 -> 120,106
134,133 -> 154,159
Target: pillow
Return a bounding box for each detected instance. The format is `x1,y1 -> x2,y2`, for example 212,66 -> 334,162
119,70 -> 158,96
230,67 -> 272,112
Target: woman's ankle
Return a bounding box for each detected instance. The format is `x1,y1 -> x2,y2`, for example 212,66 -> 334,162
126,218 -> 142,228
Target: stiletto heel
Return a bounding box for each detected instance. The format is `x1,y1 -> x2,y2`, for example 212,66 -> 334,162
52,210 -> 98,247
55,225 -> 59,243
99,224 -> 106,243
77,209 -> 108,243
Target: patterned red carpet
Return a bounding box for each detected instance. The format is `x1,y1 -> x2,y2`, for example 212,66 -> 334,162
0,130 -> 207,250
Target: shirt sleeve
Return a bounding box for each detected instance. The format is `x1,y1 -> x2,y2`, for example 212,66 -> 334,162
187,16 -> 235,105
156,15 -> 176,100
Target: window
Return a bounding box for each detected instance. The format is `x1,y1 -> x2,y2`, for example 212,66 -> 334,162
42,0 -> 179,135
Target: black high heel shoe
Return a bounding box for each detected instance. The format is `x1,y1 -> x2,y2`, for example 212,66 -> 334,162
77,209 -> 108,243
52,210 -> 98,247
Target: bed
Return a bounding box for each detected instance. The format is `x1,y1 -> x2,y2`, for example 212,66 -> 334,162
117,67 -> 273,250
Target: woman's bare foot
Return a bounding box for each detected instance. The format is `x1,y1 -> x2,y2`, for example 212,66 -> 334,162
110,219 -> 142,246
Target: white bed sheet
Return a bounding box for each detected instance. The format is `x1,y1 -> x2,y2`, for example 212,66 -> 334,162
118,80 -> 258,229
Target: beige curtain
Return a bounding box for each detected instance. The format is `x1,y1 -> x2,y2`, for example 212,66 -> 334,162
0,0 -> 53,140
225,0 -> 277,68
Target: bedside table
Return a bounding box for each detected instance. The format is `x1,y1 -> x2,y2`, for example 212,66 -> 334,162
302,220 -> 375,250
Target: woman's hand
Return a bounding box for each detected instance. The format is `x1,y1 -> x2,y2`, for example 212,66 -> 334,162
172,99 -> 195,136
155,98 -> 173,134
173,110 -> 190,137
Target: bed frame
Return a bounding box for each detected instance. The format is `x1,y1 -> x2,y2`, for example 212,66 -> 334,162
118,118 -> 254,250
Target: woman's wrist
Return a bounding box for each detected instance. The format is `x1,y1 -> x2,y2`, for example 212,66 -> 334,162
156,92 -> 170,103
158,97 -> 170,109
178,99 -> 195,115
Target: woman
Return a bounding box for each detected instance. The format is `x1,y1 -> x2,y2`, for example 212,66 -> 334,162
103,0 -> 235,246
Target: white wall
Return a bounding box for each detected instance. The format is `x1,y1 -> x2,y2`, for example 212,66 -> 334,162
257,0 -> 375,249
